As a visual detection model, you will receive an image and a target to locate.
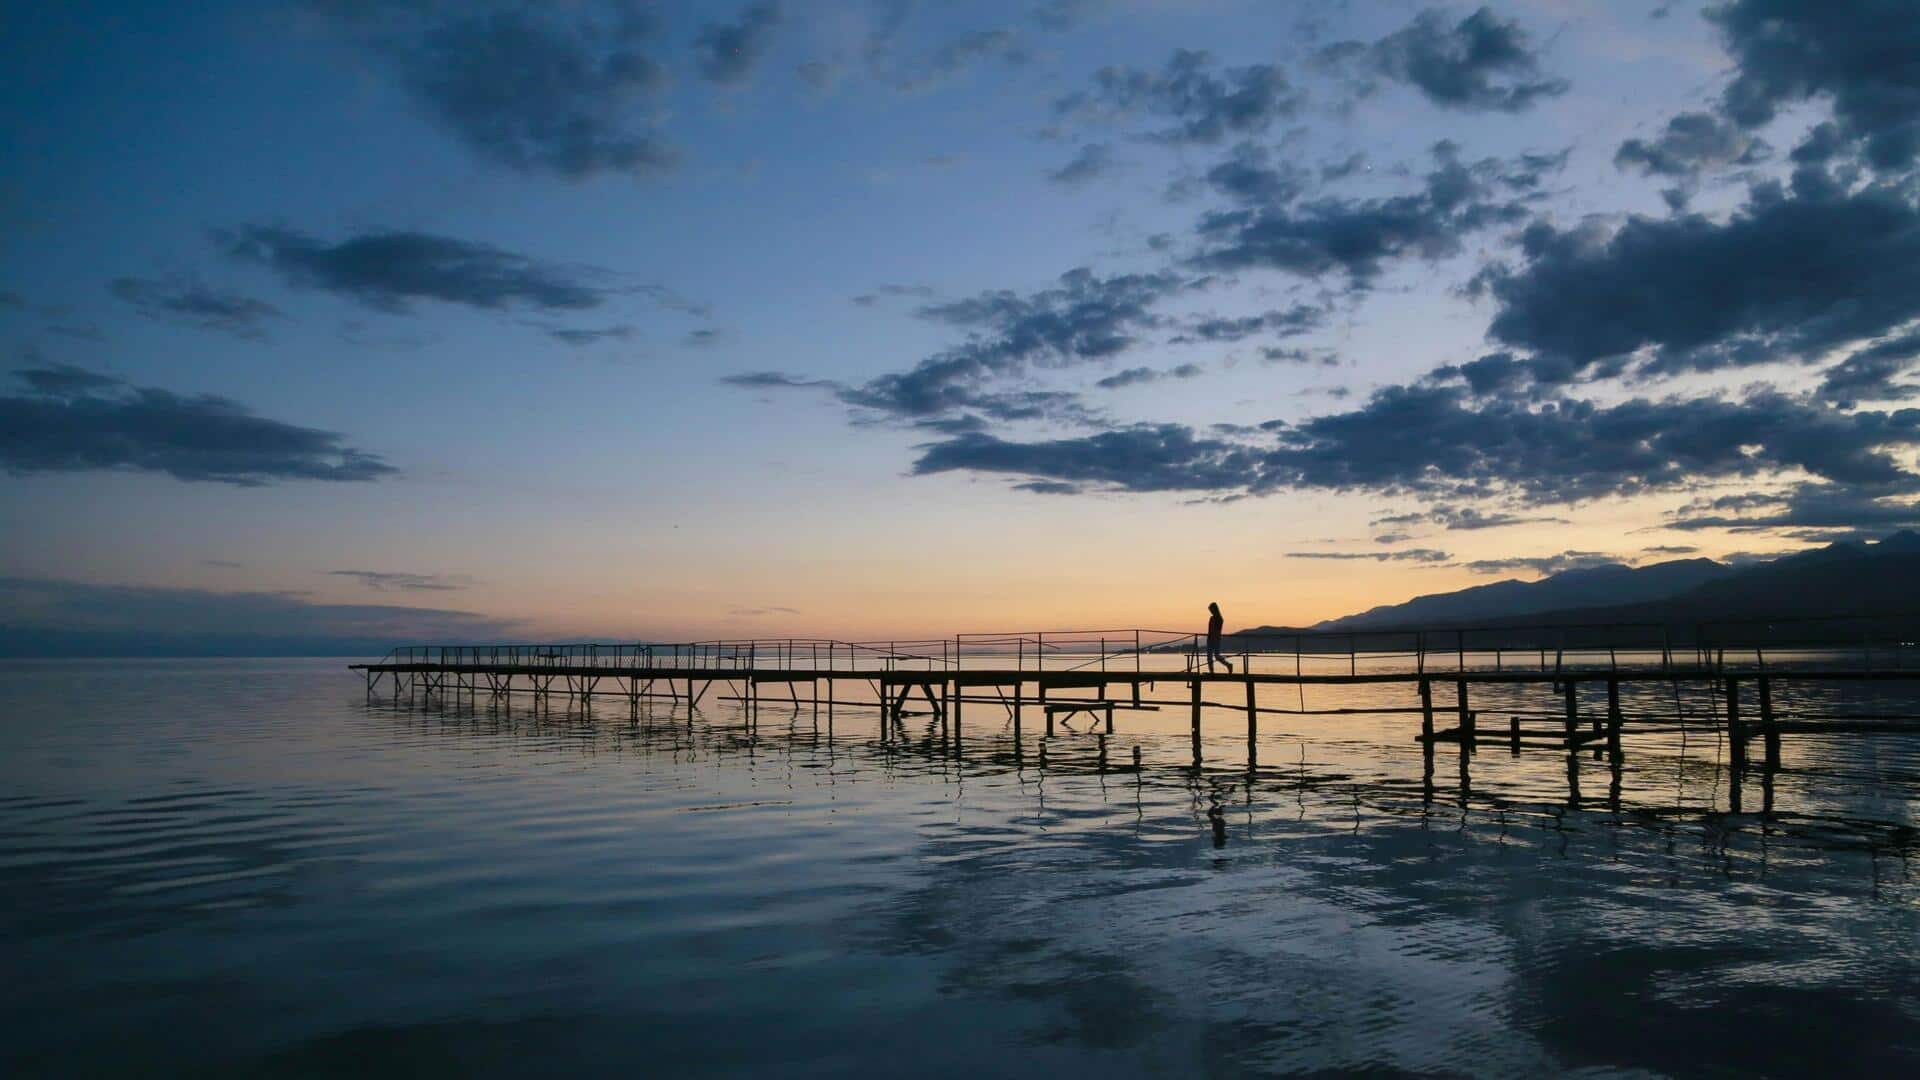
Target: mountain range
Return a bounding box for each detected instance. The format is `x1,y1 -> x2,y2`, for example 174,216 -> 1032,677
1239,531 -> 1920,637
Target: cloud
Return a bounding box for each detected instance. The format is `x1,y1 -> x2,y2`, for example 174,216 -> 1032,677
1641,544 -> 1700,555
913,424 -> 1259,495
1481,178 -> 1920,379
1372,506 -> 1567,531
694,1 -> 782,85
320,1 -> 676,179
1094,363 -> 1202,390
1461,550 -> 1618,575
1614,111 -> 1768,178
1053,49 -> 1303,144
851,283 -> 936,306
109,277 -> 286,340
225,226 -> 612,314
720,371 -> 838,390
544,324 -> 636,347
1200,141 -> 1311,206
1816,331 -> 1920,406
1665,483 -> 1920,533
1285,548 -> 1452,563
1333,6 -> 1568,113
1047,143 -> 1120,186
1712,0 -> 1920,170
1,365 -> 394,485
837,267 -> 1195,422
727,605 -> 802,617
1169,303 -> 1325,344
866,19 -> 1031,92
908,381 -> 1920,503
1031,0 -> 1110,31
1191,141 -> 1550,285
328,570 -> 472,592
0,575 -> 516,657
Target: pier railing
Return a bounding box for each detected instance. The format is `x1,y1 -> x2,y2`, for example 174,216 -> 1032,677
372,613 -> 1920,678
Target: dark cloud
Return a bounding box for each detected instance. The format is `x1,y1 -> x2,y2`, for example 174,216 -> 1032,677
867,20 -> 1031,92
1712,0 -> 1920,170
796,59 -> 842,91
1373,505 -> 1567,531
1483,179 -> 1920,378
694,2 -> 782,85
1191,141 -> 1547,284
1,366 -> 394,486
1053,49 -> 1303,144
1461,550 -> 1618,576
910,381 -> 1920,503
683,328 -> 721,348
1330,6 -> 1568,113
720,371 -> 838,391
838,267 -> 1195,422
1094,363 -> 1202,390
1170,303 -> 1324,344
109,278 -> 285,340
1260,346 -> 1340,366
1614,111 -> 1767,178
202,560 -> 246,569
914,424 -> 1259,495
1202,141 -> 1311,206
1047,143 -> 1120,186
225,226 -> 611,314
544,324 -> 636,347
852,283 -> 937,306
1641,544 -> 1700,555
1285,548 -> 1452,563
1031,0 -> 1110,31
321,1 -> 676,178
328,570 -> 472,592
1816,331 -> 1920,406
0,575 -> 515,657
1320,152 -> 1368,183
1665,483 -> 1920,533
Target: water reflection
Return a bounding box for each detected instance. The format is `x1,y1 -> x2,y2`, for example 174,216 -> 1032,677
1,660 -> 1918,1075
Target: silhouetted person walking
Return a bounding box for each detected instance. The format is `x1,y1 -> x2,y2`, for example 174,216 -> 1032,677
1206,602 -> 1233,673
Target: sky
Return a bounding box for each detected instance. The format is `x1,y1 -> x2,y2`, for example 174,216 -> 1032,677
3,0 -> 1919,649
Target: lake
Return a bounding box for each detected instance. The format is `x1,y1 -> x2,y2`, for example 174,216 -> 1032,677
3,657 -> 1919,1076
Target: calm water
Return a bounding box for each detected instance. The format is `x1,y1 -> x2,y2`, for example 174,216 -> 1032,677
4,659 -> 1920,1077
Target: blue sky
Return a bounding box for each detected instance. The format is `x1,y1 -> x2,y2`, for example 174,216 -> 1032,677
4,1 -> 1918,647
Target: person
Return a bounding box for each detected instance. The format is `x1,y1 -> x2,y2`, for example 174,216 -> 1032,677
1206,602 -> 1233,673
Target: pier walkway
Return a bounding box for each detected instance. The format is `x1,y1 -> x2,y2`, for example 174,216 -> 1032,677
354,617 -> 1920,783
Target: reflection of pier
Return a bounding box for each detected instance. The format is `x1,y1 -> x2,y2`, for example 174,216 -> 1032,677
353,617 -> 1920,812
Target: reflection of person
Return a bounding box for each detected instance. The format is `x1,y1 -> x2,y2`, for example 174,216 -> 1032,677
1206,602 -> 1233,673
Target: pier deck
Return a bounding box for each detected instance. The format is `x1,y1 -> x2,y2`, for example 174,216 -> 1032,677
353,616 -> 1920,802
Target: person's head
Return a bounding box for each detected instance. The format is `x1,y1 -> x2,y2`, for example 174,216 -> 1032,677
1208,602 -> 1220,615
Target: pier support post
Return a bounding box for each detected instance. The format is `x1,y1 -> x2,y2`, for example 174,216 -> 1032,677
1727,677 -> 1747,772
1245,679 -> 1257,772
1509,715 -> 1521,755
1190,678 -> 1203,769
1562,680 -> 1578,751
1419,678 -> 1434,745
1606,676 -> 1623,761
1759,676 -> 1779,770
952,679 -> 963,751
1456,681 -> 1474,753
1012,681 -> 1023,744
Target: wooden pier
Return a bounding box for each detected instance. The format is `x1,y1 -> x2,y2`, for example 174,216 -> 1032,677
353,618 -> 1920,809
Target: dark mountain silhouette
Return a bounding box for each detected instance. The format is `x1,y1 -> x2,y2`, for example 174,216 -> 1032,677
1237,531 -> 1920,639
1309,558 -> 1733,631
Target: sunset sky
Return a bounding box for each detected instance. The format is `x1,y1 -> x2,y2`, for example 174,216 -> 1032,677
4,1 -> 1919,648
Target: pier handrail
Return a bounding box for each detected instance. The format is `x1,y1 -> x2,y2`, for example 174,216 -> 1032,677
366,612 -> 1920,678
